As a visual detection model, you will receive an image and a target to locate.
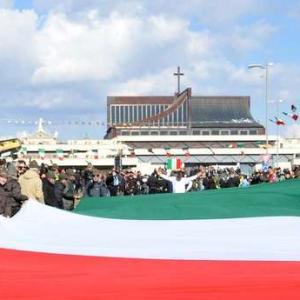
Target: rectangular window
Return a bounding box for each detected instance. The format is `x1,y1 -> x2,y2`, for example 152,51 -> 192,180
202,131 -> 210,135
173,110 -> 178,124
156,105 -> 159,115
169,111 -> 173,125
147,105 -> 151,117
124,106 -> 129,123
179,131 -> 187,135
133,106 -> 137,122
240,130 -> 248,135
160,131 -> 168,135
212,130 -> 219,135
178,106 -> 182,123
111,106 -> 116,124
152,105 -> 156,116
230,130 -> 238,135
221,131 -> 229,135
116,106 -> 120,123
182,102 -> 187,123
131,131 -> 139,136
150,131 -> 158,135
142,105 -> 147,120
121,131 -> 129,136
138,106 -> 142,122
129,106 -> 133,123
141,131 -> 149,135
249,130 -> 257,135
170,131 -> 178,135
193,130 -> 200,135
120,106 -> 124,123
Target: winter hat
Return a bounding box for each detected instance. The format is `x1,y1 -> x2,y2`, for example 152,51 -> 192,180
6,163 -> 17,179
29,160 -> 39,169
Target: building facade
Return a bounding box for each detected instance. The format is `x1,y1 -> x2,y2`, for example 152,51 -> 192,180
106,88 -> 265,138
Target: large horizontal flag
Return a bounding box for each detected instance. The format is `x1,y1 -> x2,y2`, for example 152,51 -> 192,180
1,180 -> 300,299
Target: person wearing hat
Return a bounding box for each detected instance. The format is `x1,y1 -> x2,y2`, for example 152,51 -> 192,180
54,173 -> 77,210
49,163 -> 60,181
86,171 -> 110,197
0,169 -> 9,216
19,160 -> 44,204
42,171 -> 60,208
0,169 -> 28,217
158,168 -> 201,194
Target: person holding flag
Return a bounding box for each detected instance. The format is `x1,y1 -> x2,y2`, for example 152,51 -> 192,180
158,168 -> 201,194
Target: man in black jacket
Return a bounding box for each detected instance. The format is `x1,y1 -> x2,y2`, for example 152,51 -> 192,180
0,169 -> 28,217
54,173 -> 76,210
226,170 -> 240,188
43,171 -> 60,208
106,169 -> 124,196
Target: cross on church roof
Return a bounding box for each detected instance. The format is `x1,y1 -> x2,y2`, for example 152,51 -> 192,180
173,66 -> 184,94
37,118 -> 45,133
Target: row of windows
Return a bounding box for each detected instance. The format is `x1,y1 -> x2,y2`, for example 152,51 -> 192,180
192,130 -> 258,136
120,129 -> 258,136
110,103 -> 188,125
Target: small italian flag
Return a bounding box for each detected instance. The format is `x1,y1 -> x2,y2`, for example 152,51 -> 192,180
38,148 -> 45,159
167,158 -> 183,170
56,149 -> 64,160
228,143 -> 237,148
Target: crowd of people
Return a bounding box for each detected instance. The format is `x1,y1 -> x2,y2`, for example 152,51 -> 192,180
0,158 -> 299,218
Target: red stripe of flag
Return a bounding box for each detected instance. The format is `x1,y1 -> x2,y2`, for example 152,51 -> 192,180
1,248 -> 300,300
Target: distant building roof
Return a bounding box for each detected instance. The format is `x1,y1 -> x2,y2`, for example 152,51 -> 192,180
27,131 -> 54,140
108,96 -> 173,105
190,96 -> 263,128
23,118 -> 58,145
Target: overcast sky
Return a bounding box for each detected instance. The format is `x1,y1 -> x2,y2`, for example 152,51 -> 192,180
1,0 -> 300,140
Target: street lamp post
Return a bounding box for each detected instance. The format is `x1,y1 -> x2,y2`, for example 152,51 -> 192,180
268,98 -> 284,167
276,99 -> 284,167
248,63 -> 273,153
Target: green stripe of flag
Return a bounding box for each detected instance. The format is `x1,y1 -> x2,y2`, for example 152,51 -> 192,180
75,180 -> 300,220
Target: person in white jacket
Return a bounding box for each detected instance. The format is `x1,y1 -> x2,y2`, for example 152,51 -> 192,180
158,169 -> 201,194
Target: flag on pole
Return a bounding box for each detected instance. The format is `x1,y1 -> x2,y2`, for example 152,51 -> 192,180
237,143 -> 246,148
270,117 -> 285,125
283,112 -> 298,121
276,117 -> 285,125
228,143 -> 237,148
165,147 -> 172,157
56,149 -> 64,160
